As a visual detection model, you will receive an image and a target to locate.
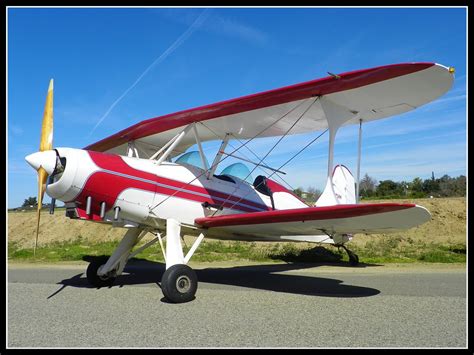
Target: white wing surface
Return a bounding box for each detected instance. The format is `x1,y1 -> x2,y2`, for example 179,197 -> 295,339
85,63 -> 454,158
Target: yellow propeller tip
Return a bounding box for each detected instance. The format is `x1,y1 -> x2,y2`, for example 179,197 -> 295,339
48,79 -> 54,91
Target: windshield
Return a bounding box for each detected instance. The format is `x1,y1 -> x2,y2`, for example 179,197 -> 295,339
174,151 -> 209,170
220,163 -> 253,183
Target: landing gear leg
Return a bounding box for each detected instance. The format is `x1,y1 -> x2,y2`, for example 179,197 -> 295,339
160,219 -> 204,303
340,244 -> 359,266
86,227 -> 144,287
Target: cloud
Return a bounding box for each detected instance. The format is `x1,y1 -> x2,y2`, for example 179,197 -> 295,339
419,94 -> 466,112
267,131 -> 466,188
8,159 -> 36,176
364,129 -> 465,151
207,13 -> 268,45
160,8 -> 269,46
88,9 -> 211,137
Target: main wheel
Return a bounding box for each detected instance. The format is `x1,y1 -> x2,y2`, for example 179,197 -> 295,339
161,264 -> 198,303
86,256 -> 117,287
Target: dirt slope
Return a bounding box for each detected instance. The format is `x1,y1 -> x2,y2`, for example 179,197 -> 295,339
8,197 -> 466,249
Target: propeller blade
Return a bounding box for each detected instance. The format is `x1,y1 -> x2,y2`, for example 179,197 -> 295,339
40,79 -> 54,152
34,167 -> 48,256
34,79 -> 54,256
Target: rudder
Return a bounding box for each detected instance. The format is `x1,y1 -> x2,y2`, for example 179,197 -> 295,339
316,165 -> 356,206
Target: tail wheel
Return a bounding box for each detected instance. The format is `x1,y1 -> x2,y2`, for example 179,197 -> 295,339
161,264 -> 198,303
347,250 -> 359,266
86,256 -> 117,287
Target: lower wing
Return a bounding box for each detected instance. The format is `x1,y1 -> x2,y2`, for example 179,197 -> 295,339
194,203 -> 431,237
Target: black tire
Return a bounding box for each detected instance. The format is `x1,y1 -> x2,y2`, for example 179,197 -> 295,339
161,264 -> 198,303
86,257 -> 116,287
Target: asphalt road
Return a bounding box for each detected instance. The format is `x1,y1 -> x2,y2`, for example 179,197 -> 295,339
7,260 -> 467,348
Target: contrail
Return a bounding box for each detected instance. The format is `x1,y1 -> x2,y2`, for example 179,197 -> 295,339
89,9 -> 211,137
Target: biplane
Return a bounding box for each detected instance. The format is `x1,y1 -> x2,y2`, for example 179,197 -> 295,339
25,62 -> 454,303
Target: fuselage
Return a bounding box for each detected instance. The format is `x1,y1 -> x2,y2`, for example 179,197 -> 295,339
45,148 -> 307,236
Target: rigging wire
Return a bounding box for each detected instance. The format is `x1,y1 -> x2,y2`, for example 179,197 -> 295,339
197,121 -> 295,191
148,98 -> 312,211
228,132 -> 296,190
223,127 -> 329,213
212,97 -> 320,216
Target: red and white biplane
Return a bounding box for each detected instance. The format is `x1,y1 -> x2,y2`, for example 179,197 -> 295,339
25,62 -> 454,303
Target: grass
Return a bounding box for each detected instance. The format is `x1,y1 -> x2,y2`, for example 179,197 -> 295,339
8,236 -> 466,264
8,197 -> 465,265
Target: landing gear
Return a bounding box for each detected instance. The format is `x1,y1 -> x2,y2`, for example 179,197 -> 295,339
340,244 -> 359,266
328,234 -> 359,266
86,256 -> 117,287
161,264 -> 198,303
84,219 -> 205,302
85,228 -> 146,288
159,219 -> 205,303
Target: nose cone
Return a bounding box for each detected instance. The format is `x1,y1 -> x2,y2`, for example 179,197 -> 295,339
25,150 -> 57,175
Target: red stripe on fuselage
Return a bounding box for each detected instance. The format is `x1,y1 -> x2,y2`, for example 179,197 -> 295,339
75,151 -> 269,214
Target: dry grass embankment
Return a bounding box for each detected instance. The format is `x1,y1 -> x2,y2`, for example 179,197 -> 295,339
8,197 -> 466,263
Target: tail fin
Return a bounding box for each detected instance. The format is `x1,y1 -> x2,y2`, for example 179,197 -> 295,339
316,165 -> 356,206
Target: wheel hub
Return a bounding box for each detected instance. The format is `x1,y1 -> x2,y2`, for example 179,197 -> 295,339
97,267 -> 116,281
176,275 -> 191,294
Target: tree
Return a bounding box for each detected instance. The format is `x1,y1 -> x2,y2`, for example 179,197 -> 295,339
410,177 -> 424,194
22,197 -> 37,207
453,175 -> 466,196
438,174 -> 452,197
422,178 -> 440,196
359,173 -> 377,198
293,187 -> 304,198
305,186 -> 322,204
399,180 -> 409,196
376,180 -> 403,197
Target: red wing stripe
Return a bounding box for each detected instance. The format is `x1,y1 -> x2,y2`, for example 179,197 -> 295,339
195,203 -> 416,228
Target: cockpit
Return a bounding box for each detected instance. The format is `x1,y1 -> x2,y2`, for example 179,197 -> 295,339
174,151 -> 209,170
174,151 -> 253,184
219,163 -> 253,183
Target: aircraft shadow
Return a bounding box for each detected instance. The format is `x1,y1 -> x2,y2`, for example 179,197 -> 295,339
47,256 -> 381,300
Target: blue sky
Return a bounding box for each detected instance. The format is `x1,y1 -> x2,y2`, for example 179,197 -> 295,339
7,7 -> 467,208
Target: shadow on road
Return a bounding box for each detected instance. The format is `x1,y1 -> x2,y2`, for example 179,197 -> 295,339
47,256 -> 381,300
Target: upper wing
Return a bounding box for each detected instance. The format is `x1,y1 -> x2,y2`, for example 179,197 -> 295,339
194,203 -> 431,237
85,63 -> 453,158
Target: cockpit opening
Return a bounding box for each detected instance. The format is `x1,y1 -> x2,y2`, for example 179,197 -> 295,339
219,163 -> 253,183
174,151 -> 209,170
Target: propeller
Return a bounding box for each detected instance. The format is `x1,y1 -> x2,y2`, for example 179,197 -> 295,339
26,79 -> 54,256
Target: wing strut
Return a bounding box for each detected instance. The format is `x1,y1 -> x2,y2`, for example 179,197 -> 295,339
355,119 -> 363,203
192,123 -> 209,171
155,124 -> 193,165
149,98 -> 311,211
206,133 -> 230,179
212,97 -> 320,215
319,97 -> 359,202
